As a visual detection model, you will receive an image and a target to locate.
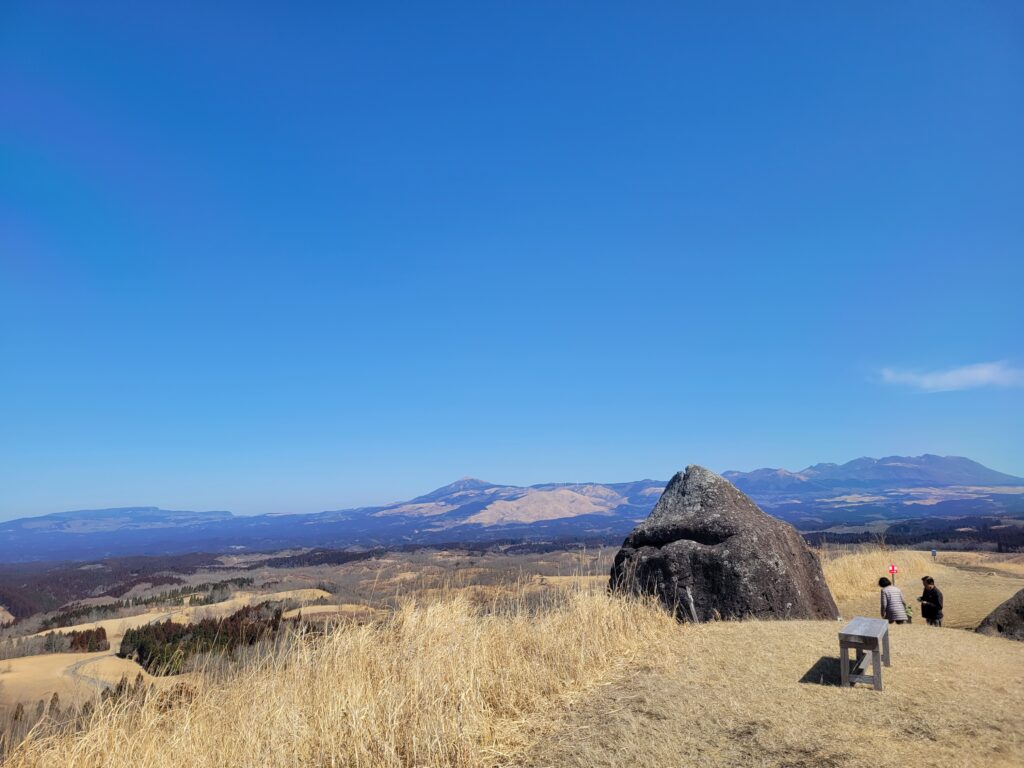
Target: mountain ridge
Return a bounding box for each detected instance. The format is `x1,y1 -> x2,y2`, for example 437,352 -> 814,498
2,455 -> 1022,562
723,454 -> 1023,493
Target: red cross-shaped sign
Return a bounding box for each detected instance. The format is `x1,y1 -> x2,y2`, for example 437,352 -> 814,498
889,564 -> 898,575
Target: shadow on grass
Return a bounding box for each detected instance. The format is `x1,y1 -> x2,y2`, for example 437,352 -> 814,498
799,656 -> 843,686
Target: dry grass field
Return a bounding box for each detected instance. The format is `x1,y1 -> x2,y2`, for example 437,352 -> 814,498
0,589 -> 333,717
528,620 -> 1024,768
4,591 -> 680,768
3,546 -> 1024,767
0,652 -> 149,711
281,602 -> 384,622
938,551 -> 1024,578
821,547 -> 1024,629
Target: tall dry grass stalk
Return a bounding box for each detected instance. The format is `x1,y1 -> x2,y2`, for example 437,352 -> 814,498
5,589 -> 678,768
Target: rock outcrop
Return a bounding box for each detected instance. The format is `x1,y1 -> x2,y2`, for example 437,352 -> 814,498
609,465 -> 839,621
976,587 -> 1024,641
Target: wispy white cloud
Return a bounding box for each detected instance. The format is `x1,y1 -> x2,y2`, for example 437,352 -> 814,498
881,361 -> 1024,392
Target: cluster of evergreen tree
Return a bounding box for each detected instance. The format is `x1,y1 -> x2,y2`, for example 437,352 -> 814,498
122,577 -> 254,608
119,603 -> 283,675
0,585 -> 41,622
0,627 -> 108,660
252,548 -> 380,568
40,626 -> 109,654
65,627 -> 110,652
178,578 -> 253,606
0,552 -> 224,621
39,603 -> 121,631
804,522 -> 1024,551
36,577 -> 255,631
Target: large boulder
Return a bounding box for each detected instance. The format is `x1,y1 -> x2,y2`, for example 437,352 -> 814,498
609,465 -> 838,621
976,588 -> 1024,641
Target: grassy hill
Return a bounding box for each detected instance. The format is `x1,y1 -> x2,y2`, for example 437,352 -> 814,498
529,620 -> 1023,768
822,547 -> 1024,629
4,548 -> 1024,767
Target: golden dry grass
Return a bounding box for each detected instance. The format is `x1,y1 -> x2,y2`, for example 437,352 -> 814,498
1,653 -> 110,711
819,547 -> 936,603
28,609 -> 177,646
5,591 -> 679,768
0,650 -> 174,716
821,547 -> 1024,629
528,619 -> 1024,768
938,551 -> 1024,578
0,588 -> 336,718
5,548 -> 1024,767
531,574 -> 607,590
281,603 -> 384,622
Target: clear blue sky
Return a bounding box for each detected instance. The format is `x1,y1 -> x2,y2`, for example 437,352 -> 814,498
2,2 -> 1022,519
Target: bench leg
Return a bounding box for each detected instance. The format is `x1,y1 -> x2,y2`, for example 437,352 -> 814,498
872,649 -> 883,691
882,630 -> 891,667
840,644 -> 850,687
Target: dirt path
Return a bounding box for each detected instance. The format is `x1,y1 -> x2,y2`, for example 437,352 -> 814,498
63,655 -> 112,693
0,652 -> 112,710
943,554 -> 1024,580
3,589 -> 332,711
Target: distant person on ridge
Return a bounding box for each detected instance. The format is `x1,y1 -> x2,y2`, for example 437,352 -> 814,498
878,577 -> 909,624
918,576 -> 944,627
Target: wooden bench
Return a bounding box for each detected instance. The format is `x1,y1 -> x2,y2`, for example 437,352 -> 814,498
839,617 -> 891,691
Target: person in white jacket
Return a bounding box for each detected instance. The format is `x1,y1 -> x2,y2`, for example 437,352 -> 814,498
878,577 -> 909,623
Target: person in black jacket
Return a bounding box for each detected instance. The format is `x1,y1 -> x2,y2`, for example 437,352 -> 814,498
918,576 -> 943,627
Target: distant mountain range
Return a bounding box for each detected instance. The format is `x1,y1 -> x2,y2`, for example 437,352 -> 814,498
723,454 -> 1024,529
1,455 -> 1022,562
724,454 -> 1023,492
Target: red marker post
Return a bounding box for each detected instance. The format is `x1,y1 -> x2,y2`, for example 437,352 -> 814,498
889,563 -> 898,585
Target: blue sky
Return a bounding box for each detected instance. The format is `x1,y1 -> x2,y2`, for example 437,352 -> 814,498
1,2 -> 1022,519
